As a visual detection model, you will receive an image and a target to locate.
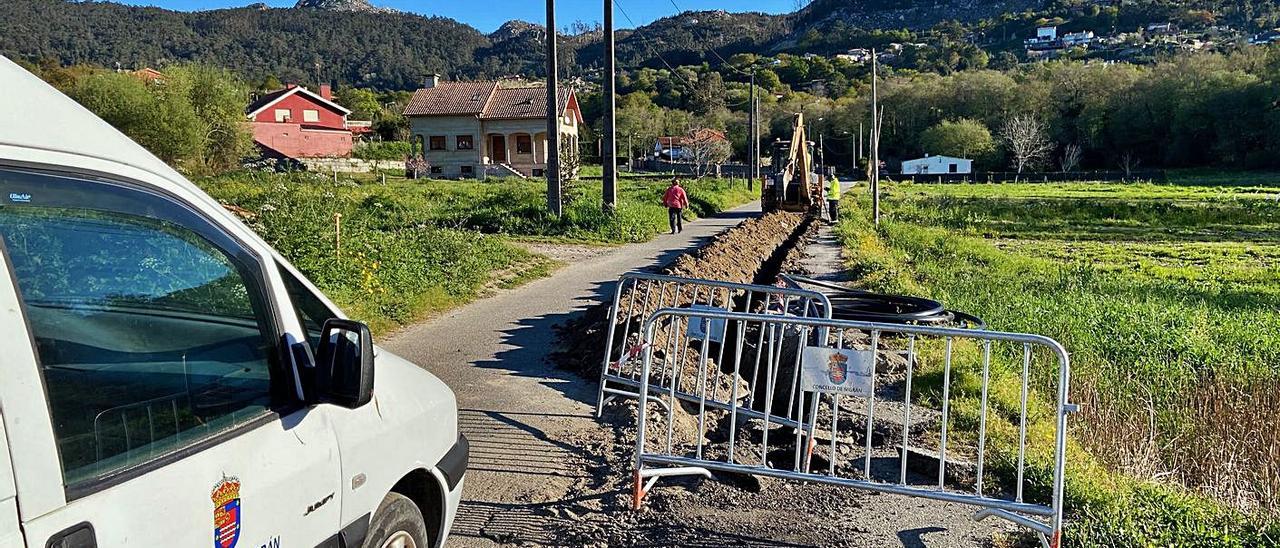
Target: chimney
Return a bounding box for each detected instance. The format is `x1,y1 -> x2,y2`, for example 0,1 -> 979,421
319,84 -> 332,101
424,74 -> 441,89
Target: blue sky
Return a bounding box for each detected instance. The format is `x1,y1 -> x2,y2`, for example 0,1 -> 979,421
116,0 -> 796,32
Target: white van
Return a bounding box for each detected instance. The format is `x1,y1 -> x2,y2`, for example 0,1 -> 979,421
0,57 -> 465,548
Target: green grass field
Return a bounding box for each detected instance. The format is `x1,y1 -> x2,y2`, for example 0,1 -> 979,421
199,170 -> 756,331
836,181 -> 1280,546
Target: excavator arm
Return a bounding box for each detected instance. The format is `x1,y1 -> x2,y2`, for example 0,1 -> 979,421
764,113 -> 820,214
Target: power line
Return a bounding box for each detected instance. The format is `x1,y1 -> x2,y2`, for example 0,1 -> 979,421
612,0 -> 697,92
614,0 -> 751,110
663,0 -> 752,77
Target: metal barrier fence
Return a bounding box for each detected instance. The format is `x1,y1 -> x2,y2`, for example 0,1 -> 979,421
629,307 -> 1077,547
596,272 -> 832,418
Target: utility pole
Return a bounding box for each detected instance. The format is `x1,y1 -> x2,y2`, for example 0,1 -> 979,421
747,92 -> 757,180
851,134 -> 856,176
857,122 -> 863,166
871,49 -> 880,226
602,0 -> 617,211
818,132 -> 825,177
748,71 -> 756,190
545,0 -> 562,216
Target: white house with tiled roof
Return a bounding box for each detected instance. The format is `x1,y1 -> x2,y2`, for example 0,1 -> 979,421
403,75 -> 582,179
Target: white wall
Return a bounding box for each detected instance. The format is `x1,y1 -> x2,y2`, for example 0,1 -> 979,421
901,156 -> 973,175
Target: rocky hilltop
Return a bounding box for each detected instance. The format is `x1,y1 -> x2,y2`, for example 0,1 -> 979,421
293,0 -> 392,13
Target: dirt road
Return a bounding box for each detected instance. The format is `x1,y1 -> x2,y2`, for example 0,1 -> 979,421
383,195 -> 1014,547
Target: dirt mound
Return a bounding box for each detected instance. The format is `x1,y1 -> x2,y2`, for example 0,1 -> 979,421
553,211 -> 811,378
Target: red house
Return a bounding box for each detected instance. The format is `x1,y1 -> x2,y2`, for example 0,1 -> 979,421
246,84 -> 353,159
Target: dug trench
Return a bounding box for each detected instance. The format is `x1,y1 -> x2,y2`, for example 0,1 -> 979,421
547,213 -> 1024,547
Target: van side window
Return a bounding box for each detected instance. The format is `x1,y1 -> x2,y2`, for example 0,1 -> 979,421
278,262 -> 337,353
0,169 -> 281,487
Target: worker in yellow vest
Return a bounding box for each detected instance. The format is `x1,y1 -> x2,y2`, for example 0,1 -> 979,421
827,169 -> 841,223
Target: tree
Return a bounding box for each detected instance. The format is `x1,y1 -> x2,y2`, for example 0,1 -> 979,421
1000,115 -> 1053,175
69,71 -> 203,167
919,118 -> 995,163
1118,150 -> 1140,179
686,129 -> 732,178
756,69 -> 783,93
168,64 -> 254,173
335,87 -> 381,121
257,75 -> 283,92
689,71 -> 727,116
67,64 -> 252,174
558,137 -> 580,184
1060,143 -> 1082,173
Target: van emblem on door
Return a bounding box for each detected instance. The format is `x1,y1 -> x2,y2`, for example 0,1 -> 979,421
212,476 -> 242,548
8,193 -> 31,203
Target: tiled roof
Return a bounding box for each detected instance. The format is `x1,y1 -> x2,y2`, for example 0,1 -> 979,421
246,88 -> 293,115
658,128 -> 728,147
482,87 -> 571,119
246,86 -> 352,117
403,81 -> 498,117
403,81 -> 574,120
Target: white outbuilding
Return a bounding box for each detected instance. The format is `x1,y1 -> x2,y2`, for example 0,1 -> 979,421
901,154 -> 973,175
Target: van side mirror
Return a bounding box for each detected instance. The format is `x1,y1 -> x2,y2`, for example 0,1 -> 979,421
314,319 -> 375,409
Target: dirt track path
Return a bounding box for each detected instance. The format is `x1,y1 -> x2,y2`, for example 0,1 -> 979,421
383,191 -> 1015,547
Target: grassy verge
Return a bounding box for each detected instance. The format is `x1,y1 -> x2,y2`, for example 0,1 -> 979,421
199,169 -> 756,331
835,181 -> 1280,546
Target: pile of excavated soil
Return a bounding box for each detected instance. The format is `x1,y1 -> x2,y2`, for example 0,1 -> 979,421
552,211 -> 811,378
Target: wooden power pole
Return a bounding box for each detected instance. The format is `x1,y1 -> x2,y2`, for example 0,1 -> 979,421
545,0 -> 563,216
871,49 -> 881,226
748,71 -> 756,190
602,0 -> 617,211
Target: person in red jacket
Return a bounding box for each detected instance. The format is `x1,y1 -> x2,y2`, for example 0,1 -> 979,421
662,178 -> 689,234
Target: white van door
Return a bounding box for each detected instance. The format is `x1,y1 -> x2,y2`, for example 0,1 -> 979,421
0,415 -> 22,548
0,168 -> 343,548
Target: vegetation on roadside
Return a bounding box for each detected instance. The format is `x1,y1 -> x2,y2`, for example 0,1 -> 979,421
835,181 -> 1280,546
63,64 -> 253,174
351,141 -> 412,161
199,171 -> 756,331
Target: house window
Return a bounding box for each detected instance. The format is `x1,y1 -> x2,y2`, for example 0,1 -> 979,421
429,136 -> 447,151
302,109 -> 320,123
516,135 -> 532,155
460,165 -> 474,175
430,166 -> 443,174
456,135 -> 474,150
532,169 -> 545,177
273,109 -> 291,122
949,163 -> 958,173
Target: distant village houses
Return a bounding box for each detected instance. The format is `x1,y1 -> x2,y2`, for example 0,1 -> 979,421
246,84 -> 354,159
1250,29 -> 1280,45
402,75 -> 582,179
654,128 -> 728,162
1025,26 -> 1095,54
130,67 -> 165,83
836,48 -> 873,63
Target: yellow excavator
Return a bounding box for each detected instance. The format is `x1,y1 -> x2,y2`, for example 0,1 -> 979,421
762,112 -> 823,215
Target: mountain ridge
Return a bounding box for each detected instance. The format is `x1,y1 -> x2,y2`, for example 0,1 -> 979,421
1,0 -> 1203,90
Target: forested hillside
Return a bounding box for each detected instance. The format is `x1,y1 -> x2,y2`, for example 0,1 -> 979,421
0,0 -> 495,89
